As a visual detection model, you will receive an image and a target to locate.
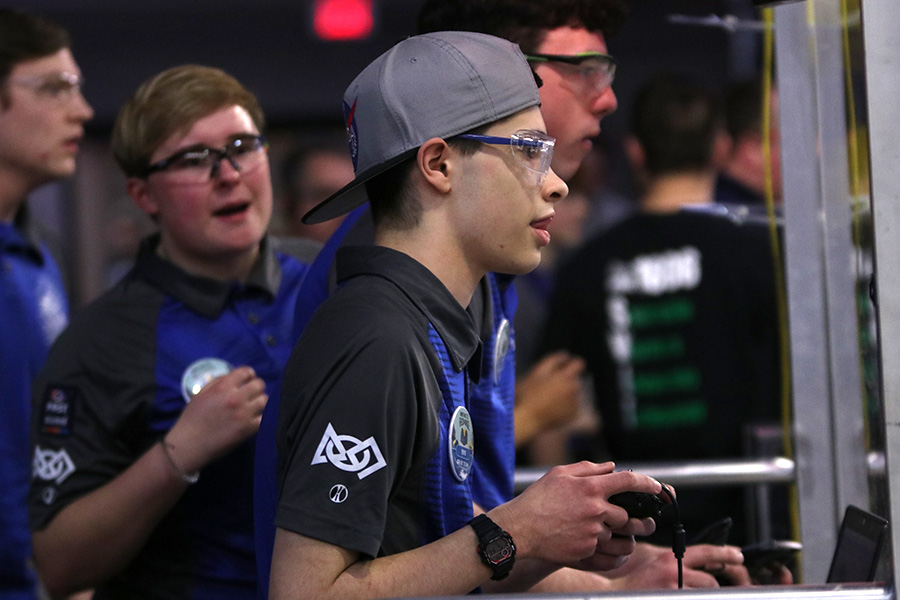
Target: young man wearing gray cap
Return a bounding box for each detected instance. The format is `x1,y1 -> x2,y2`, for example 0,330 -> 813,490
414,0 -> 762,589
270,31 -> 665,598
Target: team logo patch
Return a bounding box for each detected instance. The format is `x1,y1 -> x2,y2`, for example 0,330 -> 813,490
343,98 -> 360,171
181,357 -> 232,403
312,423 -> 386,480
448,406 -> 474,482
40,385 -> 76,436
32,446 -> 75,484
41,486 -> 58,506
329,484 -> 349,503
493,318 -> 511,384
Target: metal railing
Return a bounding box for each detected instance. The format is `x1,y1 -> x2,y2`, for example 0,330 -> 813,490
513,457 -> 797,494
417,583 -> 891,600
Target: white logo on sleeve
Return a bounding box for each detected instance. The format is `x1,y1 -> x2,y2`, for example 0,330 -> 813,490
329,484 -> 349,503
312,423 -> 386,479
32,446 -> 76,484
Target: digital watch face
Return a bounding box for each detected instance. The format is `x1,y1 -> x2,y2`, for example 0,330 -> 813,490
485,537 -> 512,564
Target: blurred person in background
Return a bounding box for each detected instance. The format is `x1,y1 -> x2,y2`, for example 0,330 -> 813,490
542,73 -> 784,548
279,129 -> 354,245
0,9 -> 92,599
715,78 -> 781,208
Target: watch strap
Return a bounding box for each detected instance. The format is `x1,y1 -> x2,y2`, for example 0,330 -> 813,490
468,514 -> 516,581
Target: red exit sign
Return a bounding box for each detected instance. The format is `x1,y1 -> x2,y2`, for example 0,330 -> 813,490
313,0 -> 375,41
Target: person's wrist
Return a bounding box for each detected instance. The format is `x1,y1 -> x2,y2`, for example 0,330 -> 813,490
159,437 -> 200,484
487,507 -> 531,559
469,514 -> 516,580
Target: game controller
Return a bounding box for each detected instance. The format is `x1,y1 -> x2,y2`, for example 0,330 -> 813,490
609,491 -> 668,519
609,490 -> 680,526
611,487 -> 686,587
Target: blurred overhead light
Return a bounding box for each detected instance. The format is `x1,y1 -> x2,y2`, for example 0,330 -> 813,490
313,0 -> 374,41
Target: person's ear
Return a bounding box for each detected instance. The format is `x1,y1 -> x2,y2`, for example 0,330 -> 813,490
624,136 -> 645,171
127,177 -> 160,218
417,137 -> 453,194
712,129 -> 733,170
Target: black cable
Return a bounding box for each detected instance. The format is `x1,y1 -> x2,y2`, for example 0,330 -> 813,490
659,486 -> 685,589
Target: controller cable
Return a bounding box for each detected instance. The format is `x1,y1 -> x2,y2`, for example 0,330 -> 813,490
659,486 -> 685,589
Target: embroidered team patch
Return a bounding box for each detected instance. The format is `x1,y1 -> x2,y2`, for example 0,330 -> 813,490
32,445 -> 76,485
312,423 -> 386,480
32,445 -> 76,506
39,385 -> 76,436
343,98 -> 360,171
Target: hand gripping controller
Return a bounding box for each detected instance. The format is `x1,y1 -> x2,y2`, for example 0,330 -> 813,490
609,490 -> 678,525
609,491 -> 667,519
611,487 -> 686,588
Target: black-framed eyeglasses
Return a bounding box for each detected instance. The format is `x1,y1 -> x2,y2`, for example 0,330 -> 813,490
525,52 -> 617,95
456,129 -> 556,186
143,134 -> 268,183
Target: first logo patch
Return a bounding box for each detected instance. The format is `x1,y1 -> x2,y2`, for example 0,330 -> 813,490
448,406 -> 474,482
181,358 -> 232,403
40,386 -> 76,436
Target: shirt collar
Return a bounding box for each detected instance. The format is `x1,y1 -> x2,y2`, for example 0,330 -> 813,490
136,233 -> 281,318
336,245 -> 483,381
0,221 -> 44,263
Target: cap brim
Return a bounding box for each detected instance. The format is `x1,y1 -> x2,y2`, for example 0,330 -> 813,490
301,148 -> 418,224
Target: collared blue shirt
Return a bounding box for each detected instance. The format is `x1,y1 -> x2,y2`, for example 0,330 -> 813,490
1,221 -> 68,599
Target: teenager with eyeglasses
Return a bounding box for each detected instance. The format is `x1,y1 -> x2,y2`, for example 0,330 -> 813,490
269,31 -> 666,599
0,9 -> 93,599
415,0 -> 770,590
28,65 -> 318,598
250,1 -> 754,595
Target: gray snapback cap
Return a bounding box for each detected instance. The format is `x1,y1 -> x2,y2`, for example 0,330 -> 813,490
302,30 -> 542,224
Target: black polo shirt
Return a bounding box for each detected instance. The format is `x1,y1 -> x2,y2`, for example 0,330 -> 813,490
276,244 -> 482,558
29,234 -> 317,598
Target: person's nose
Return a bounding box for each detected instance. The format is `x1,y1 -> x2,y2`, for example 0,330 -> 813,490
69,90 -> 94,122
590,85 -> 618,118
542,167 -> 569,203
212,153 -> 243,182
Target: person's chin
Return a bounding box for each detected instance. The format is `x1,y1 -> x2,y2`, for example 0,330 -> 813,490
47,158 -> 77,180
554,153 -> 583,182
511,253 -> 543,276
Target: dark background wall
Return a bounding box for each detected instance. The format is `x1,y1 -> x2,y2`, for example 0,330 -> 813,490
22,0 -> 768,305
26,0 -> 766,134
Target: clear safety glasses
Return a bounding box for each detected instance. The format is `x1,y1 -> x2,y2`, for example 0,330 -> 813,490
143,134 -> 268,184
457,129 -> 556,186
526,51 -> 617,96
9,72 -> 85,105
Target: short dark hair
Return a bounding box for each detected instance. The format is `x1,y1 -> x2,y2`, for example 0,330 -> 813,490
281,129 -> 349,211
724,78 -> 764,141
0,9 -> 71,104
630,73 -> 723,176
365,157 -> 418,230
416,0 -> 626,54
366,127 -> 489,231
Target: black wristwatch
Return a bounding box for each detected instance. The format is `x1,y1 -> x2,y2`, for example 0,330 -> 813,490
469,514 -> 516,580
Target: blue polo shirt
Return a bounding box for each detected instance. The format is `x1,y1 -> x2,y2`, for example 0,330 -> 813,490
1,221 -> 68,599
